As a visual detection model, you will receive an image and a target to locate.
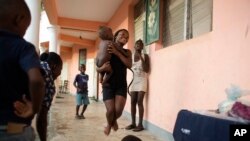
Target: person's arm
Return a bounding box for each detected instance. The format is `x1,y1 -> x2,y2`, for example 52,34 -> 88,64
18,43 -> 44,115
28,67 -> 45,114
73,75 -> 78,89
140,54 -> 150,73
108,44 -> 132,68
96,61 -> 112,73
13,95 -> 33,118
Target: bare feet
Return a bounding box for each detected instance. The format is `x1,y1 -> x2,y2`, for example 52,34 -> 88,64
112,120 -> 118,131
104,125 -> 112,136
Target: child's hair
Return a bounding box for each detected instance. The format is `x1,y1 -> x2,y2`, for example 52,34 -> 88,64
0,0 -> 31,23
136,39 -> 143,45
79,64 -> 86,71
40,52 -> 62,66
121,135 -> 142,141
80,64 -> 86,68
40,52 -> 49,61
98,26 -> 113,40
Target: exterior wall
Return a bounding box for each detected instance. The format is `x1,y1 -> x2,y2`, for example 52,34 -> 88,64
60,51 -> 72,82
47,0 -> 250,136
146,0 -> 250,132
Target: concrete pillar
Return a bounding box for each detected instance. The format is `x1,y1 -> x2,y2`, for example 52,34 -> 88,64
48,25 -> 60,53
24,0 -> 41,53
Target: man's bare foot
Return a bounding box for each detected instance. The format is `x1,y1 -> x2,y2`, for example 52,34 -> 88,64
112,121 -> 118,131
104,125 -> 112,136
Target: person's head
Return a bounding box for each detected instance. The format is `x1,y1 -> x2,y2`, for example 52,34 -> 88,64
0,0 -> 31,37
40,52 -> 49,61
121,135 -> 142,141
134,39 -> 144,51
113,29 -> 129,46
79,64 -> 86,74
98,26 -> 113,40
40,52 -> 63,80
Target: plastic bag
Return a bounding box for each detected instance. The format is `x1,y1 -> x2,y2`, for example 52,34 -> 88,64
218,84 -> 250,113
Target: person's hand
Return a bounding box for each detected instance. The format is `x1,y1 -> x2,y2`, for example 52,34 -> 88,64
107,42 -> 119,55
101,61 -> 112,72
13,95 -> 33,118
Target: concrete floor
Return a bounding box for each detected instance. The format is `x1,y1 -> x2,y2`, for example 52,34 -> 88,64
34,94 -> 165,141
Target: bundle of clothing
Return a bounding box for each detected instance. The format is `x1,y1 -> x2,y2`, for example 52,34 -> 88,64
218,85 -> 250,123
229,101 -> 250,121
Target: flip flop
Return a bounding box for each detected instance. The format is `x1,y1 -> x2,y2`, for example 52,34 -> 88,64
133,126 -> 144,132
125,124 -> 136,130
79,115 -> 85,119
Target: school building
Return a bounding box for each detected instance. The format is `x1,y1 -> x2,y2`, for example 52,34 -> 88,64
24,0 -> 250,140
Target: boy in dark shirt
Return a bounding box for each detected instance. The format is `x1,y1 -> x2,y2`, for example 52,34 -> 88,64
73,64 -> 89,119
0,0 -> 44,140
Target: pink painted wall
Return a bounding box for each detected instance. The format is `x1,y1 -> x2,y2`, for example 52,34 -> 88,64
60,51 -> 72,81
146,0 -> 250,132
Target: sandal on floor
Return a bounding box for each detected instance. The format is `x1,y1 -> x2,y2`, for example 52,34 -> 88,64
79,115 -> 85,119
125,124 -> 136,130
133,126 -> 144,132
75,115 -> 81,119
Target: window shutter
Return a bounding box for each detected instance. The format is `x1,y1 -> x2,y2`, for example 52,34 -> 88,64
134,13 -> 146,42
191,0 -> 213,37
134,0 -> 147,53
163,0 -> 185,47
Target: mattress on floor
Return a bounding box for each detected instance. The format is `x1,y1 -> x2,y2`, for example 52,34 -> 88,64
173,109 -> 246,141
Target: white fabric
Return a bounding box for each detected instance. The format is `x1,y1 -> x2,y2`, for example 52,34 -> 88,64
130,53 -> 148,92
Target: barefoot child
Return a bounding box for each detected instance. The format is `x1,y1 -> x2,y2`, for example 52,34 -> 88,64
96,26 -> 128,86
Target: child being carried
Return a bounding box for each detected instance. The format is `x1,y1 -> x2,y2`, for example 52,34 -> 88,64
96,26 -> 128,86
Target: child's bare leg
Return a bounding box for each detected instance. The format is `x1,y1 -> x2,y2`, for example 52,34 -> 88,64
99,73 -> 104,83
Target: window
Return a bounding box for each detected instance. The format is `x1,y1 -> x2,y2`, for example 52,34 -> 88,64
163,0 -> 213,47
134,0 -> 150,53
134,0 -> 146,42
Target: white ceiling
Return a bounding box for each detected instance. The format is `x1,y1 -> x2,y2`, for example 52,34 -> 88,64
49,0 -> 124,47
55,0 -> 124,22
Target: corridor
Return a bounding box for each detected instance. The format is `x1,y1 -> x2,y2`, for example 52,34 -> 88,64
35,94 -> 164,141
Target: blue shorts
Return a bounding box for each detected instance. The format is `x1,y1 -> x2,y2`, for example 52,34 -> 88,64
76,93 -> 90,105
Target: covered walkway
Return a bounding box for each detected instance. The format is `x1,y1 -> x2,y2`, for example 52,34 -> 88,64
35,94 -> 164,141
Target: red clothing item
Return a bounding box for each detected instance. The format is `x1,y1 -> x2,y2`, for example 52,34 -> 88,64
230,102 -> 250,120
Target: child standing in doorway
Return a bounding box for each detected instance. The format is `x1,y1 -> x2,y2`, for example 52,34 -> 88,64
73,64 -> 90,119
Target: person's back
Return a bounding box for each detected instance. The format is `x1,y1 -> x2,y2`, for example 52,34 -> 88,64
96,26 -> 113,67
0,0 -> 44,140
96,26 -> 114,85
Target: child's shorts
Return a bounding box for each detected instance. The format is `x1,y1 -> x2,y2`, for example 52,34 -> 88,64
76,93 -> 90,105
